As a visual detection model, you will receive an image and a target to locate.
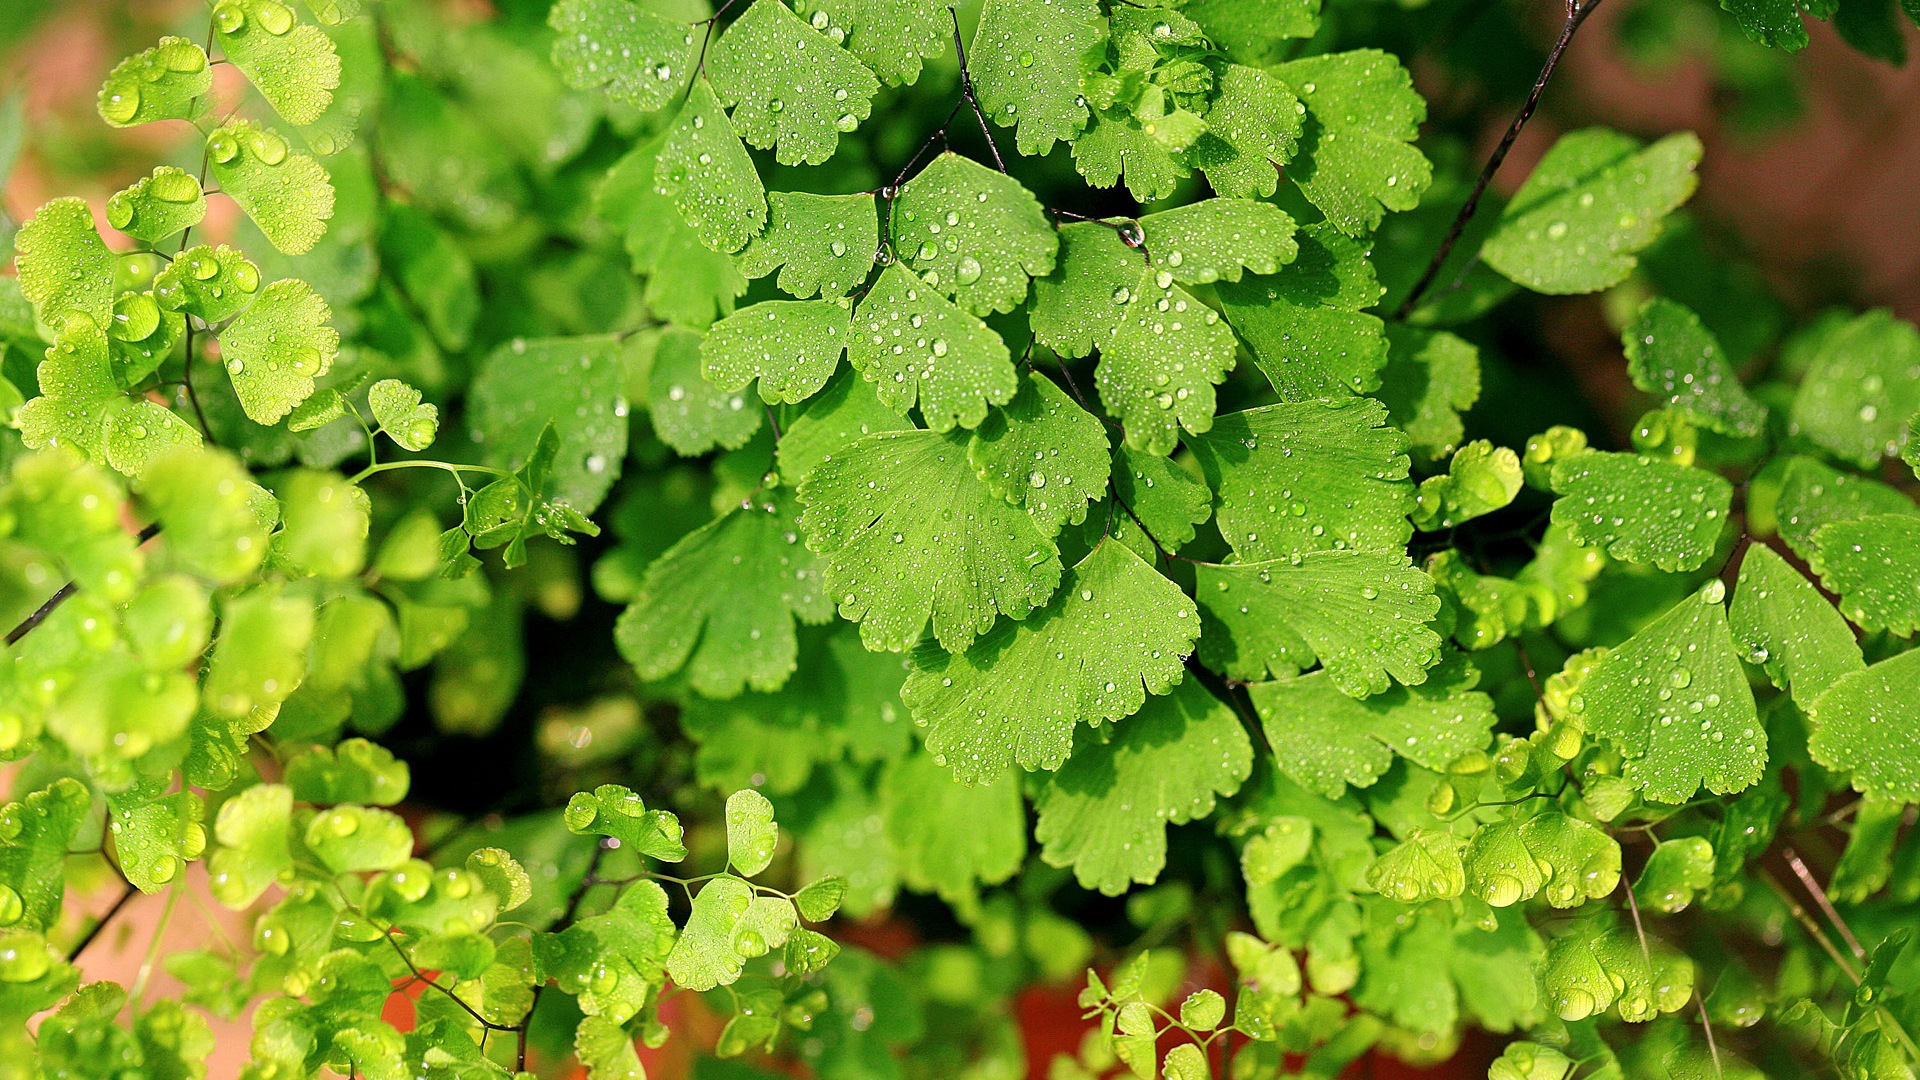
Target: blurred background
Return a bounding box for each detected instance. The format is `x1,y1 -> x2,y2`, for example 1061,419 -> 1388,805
2,0 -> 1915,1076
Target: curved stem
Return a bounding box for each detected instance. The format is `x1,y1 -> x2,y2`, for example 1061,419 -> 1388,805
349,460 -> 512,486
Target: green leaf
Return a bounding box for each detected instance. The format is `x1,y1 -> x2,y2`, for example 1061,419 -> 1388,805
794,0 -> 945,84
647,326 -> 764,454
1217,225 -> 1389,402
538,878 -> 676,1021
1111,446 -> 1210,553
1813,514 -> 1920,635
1730,542 -> 1863,705
16,317 -> 118,458
1094,266 -> 1237,456
563,783 -> 689,861
1632,836 -> 1714,913
1548,452 -> 1731,572
14,198 -> 115,326
1379,326 -> 1481,463
214,1 -> 341,126
207,783 -> 294,908
97,36 -> 211,127
575,1014 -> 646,1080
656,78 -> 767,253
1367,829 -> 1466,903
273,468 -> 369,577
1192,64 -> 1302,201
1462,810 -> 1621,909
1541,923 -> 1693,1022
1071,111 -> 1194,205
1195,550 -> 1443,695
154,244 -> 263,324
776,365 -> 913,481
379,203 -> 478,351
466,848 -> 533,911
1786,309 -> 1920,467
203,586 -> 315,718
967,372 -> 1109,536
902,540 -> 1199,782
1482,129 -> 1702,295
548,0 -> 698,113
847,262 -> 1017,431
710,0 -> 879,165
665,875 -> 755,990
1623,298 -> 1768,438
1034,678 -> 1252,895
367,378 -> 438,452
470,335 -> 628,514
616,489 -> 827,695
793,876 -> 846,921
701,299 -> 849,404
1184,0 -> 1318,63
218,278 -> 339,424
1830,796 -> 1905,903
207,121 -> 335,256
1773,454 -> 1917,568
598,141 -> 748,326
1188,398 -> 1414,563
1272,50 -> 1430,236
1028,221 -> 1147,360
892,153 -> 1058,315
969,0 -> 1105,155
1720,0 -> 1813,50
0,780 -> 90,931
883,748 -> 1027,906
1248,656 -> 1497,798
1574,582 -> 1764,803
285,738 -> 410,805
140,447 -> 275,586
305,805 -> 413,873
1411,440 -> 1522,532
105,167 -> 206,244
1137,198 -> 1297,286
1489,1042 -> 1577,1080
725,789 -> 780,875
735,191 -> 876,299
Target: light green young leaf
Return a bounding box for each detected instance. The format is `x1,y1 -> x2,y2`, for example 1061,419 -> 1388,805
284,737 -> 410,805
793,876 -> 846,921
214,1 -> 341,126
1730,542 -> 1863,705
367,379 -> 439,452
97,37 -> 211,127
1217,225 -> 1389,402
1411,440 -> 1522,531
665,875 -> 755,990
1272,50 -> 1430,236
218,278 -> 339,424
154,245 -> 263,324
207,121 -> 336,255
207,783 -> 294,908
1195,550 -> 1442,695
725,789 -> 780,876
1786,308 -> 1920,467
14,198 -> 115,326
1813,514 -> 1920,636
548,0 -> 698,113
1367,829 -> 1466,903
466,848 -> 533,911
1137,198 -> 1297,286
1379,326 -> 1481,463
701,299 -> 849,404
709,0 -> 878,165
0,780 -> 90,931
1548,452 -> 1731,572
799,429 -> 1064,653
1034,678 -> 1252,895
1191,64 -> 1302,200
1806,650 -> 1920,801
1624,298 -> 1768,438
105,167 -> 206,244
203,586 -> 314,718
1481,129 -> 1702,295
575,1014 -> 647,1080
1250,659 -> 1496,798
616,489 -> 827,696
883,749 -> 1027,907
647,327 -> 763,454
968,0 -> 1104,155
106,784 -> 205,893
892,152 -> 1058,315
470,335 -> 628,513
848,262 -> 1017,432
1188,398 -> 1414,563
562,783 -> 689,861
1095,267 -> 1237,455
1070,111 -> 1195,205
1542,924 -> 1693,1023
1633,836 -> 1714,913
305,806 -> 413,873
141,446 -> 275,584
1462,810 -> 1621,909
1111,446 -> 1211,553
790,0 -> 943,85
967,372 -> 1109,536
273,469 -> 369,578
901,540 -> 1199,782
1028,221 -> 1146,360
656,78 -> 767,253
1575,582 -> 1764,804
776,365 -> 913,481
537,878 -> 676,1022
17,315 -> 120,458
735,191 -> 876,299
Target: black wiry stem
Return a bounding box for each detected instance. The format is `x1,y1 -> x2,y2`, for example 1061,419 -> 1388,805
1393,0 -> 1608,321
949,8 -> 1007,173
67,882 -> 138,961
7,523 -> 163,647
518,840 -> 612,1073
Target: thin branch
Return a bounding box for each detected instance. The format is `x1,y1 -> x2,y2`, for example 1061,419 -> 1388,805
179,320 -> 213,439
7,523 -> 163,647
1697,996 -> 1724,1080
67,883 -> 139,962
948,8 -> 1007,173
1759,869 -> 1860,983
519,840 -> 613,1073
1784,847 -> 1866,960
1392,0 -> 1608,320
